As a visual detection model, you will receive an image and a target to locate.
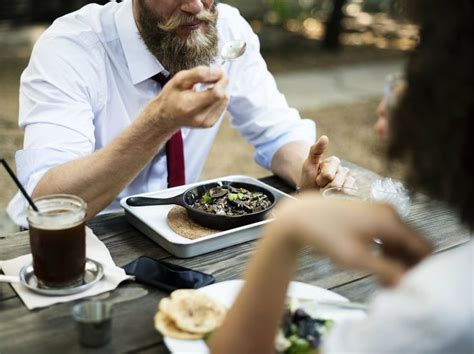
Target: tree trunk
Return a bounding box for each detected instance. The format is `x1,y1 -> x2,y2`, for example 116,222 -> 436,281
322,0 -> 348,51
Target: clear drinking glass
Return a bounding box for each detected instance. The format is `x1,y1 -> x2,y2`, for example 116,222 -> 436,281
370,178 -> 411,218
27,194 -> 87,288
321,187 -> 368,201
323,179 -> 411,219
322,178 -> 412,245
72,301 -> 113,347
384,73 -> 406,115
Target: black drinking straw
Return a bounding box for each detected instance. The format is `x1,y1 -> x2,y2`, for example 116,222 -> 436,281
1,157 -> 39,212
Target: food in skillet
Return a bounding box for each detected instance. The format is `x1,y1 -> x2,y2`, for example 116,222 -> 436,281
192,185 -> 272,216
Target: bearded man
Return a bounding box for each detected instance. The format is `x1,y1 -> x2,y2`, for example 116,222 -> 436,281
8,0 -> 355,227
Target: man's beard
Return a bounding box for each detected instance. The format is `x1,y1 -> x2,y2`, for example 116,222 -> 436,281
136,0 -> 218,75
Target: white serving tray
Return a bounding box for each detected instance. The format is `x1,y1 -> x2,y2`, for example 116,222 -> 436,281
120,175 -> 293,258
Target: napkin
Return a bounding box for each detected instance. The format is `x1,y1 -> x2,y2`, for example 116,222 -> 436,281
0,227 -> 133,310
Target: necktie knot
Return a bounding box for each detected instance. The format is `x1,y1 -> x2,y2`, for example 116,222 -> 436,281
152,72 -> 170,87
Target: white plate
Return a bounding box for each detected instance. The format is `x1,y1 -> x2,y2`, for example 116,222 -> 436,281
163,280 -> 367,353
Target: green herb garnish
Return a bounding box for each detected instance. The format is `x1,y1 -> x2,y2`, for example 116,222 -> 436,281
201,193 -> 212,203
227,193 -> 238,201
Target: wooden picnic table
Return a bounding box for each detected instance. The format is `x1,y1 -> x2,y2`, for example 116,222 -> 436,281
0,162 -> 471,353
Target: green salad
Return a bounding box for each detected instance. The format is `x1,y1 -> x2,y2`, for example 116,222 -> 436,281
275,299 -> 333,354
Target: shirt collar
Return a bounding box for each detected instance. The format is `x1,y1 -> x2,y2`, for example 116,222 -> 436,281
115,0 -> 165,85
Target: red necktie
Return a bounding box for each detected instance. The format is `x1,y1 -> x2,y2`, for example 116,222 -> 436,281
152,73 -> 186,187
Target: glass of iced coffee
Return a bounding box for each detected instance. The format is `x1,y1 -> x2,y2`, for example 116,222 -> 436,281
27,194 -> 87,288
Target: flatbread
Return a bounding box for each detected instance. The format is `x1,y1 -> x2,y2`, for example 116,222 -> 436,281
158,297 -> 172,314
154,312 -> 204,340
161,289 -> 227,334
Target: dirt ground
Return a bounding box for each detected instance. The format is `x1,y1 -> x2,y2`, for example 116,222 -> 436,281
202,98 -> 404,181
0,59 -> 27,211
0,45 -> 405,231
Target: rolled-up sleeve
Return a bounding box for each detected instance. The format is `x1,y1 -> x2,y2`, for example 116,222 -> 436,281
226,13 -> 316,169
7,32 -> 104,226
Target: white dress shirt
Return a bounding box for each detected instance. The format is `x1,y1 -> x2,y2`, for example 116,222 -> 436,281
323,240 -> 474,354
7,0 -> 315,227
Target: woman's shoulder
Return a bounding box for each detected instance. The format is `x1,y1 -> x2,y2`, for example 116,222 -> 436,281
404,240 -> 472,291
322,241 -> 473,354
391,240 -> 473,321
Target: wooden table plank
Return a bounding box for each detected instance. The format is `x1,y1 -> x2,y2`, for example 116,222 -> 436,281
0,286 -> 167,354
126,343 -> 170,354
0,231 -> 31,301
87,212 -> 171,265
0,284 -> 16,301
1,166 -> 471,353
405,195 -> 472,245
330,275 -> 379,303
162,193 -> 471,292
0,231 -> 30,260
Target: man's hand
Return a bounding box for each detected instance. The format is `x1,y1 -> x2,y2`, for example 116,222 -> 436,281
299,135 -> 356,190
142,65 -> 229,134
32,66 -> 229,219
273,193 -> 432,286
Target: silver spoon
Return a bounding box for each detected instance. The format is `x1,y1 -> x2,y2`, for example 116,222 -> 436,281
196,40 -> 247,91
217,39 -> 247,65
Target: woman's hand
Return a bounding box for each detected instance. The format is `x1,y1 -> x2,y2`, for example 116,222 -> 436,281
211,192 -> 432,354
272,192 -> 432,286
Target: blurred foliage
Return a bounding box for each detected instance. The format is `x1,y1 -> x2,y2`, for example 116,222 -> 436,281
0,0 -> 109,24
0,0 -> 413,52
262,0 -> 403,25
255,0 -> 415,52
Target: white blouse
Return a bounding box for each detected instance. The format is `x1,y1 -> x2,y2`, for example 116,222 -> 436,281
323,240 -> 474,353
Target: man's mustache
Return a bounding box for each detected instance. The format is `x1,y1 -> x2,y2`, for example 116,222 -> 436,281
158,10 -> 217,32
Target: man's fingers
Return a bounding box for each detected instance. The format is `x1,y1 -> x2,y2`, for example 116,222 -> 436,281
342,175 -> 356,191
327,166 -> 350,189
212,72 -> 229,95
316,156 -> 340,187
309,136 -> 329,165
194,73 -> 228,99
173,65 -> 224,90
201,99 -> 229,128
185,75 -> 229,114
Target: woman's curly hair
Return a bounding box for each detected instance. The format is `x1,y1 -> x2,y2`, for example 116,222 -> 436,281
388,0 -> 474,228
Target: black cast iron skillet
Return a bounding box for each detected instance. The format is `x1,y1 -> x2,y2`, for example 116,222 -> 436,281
126,181 -> 277,230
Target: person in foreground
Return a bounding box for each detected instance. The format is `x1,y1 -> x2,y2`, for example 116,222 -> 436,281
7,0 -> 353,227
210,1 -> 474,353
